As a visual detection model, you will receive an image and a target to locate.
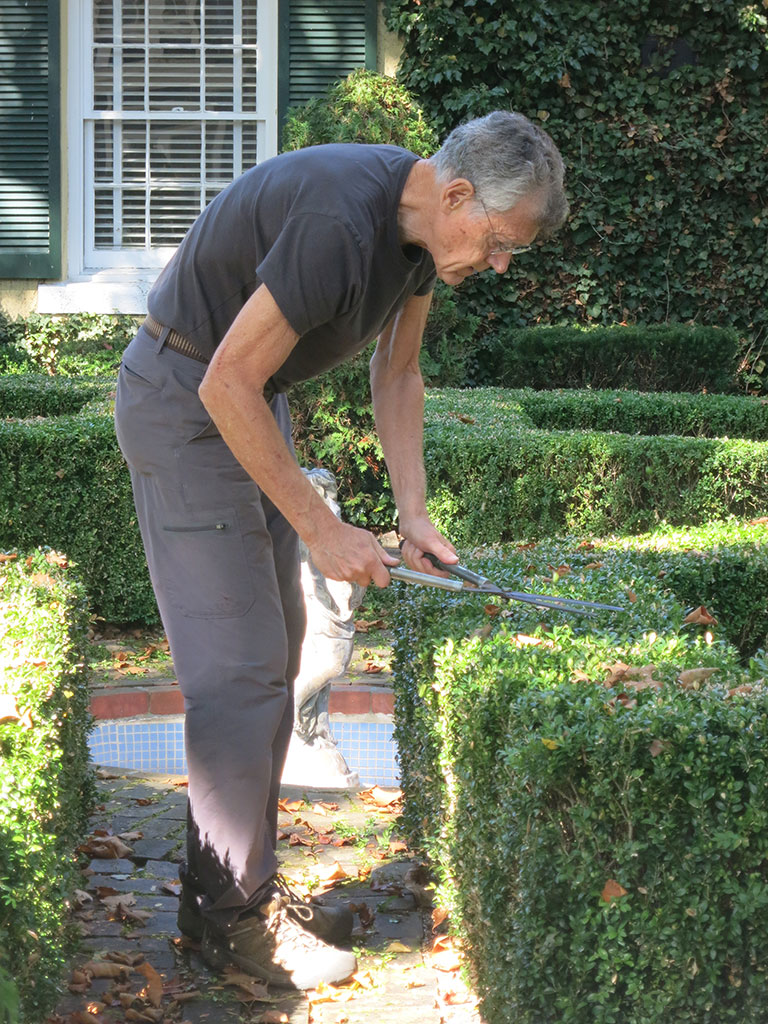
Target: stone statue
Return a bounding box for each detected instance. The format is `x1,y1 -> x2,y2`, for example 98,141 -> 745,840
281,468 -> 366,788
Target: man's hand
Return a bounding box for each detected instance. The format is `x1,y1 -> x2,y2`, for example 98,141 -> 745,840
309,519 -> 400,589
398,514 -> 458,577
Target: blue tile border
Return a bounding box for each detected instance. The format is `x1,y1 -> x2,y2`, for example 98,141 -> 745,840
89,715 -> 399,788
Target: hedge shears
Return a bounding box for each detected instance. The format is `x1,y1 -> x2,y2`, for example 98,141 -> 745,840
390,551 -> 624,615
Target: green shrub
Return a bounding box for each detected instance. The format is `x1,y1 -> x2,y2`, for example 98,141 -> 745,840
392,537 -> 768,1022
0,386 -> 158,624
512,388 -> 768,440
0,312 -> 136,378
0,375 -> 111,419
471,324 -> 740,393
595,520 -> 768,660
423,389 -> 768,543
282,67 -> 438,156
386,0 -> 768,393
0,549 -> 95,1021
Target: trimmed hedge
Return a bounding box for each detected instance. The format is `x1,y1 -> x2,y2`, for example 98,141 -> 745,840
423,389 -> 768,544
0,386 -> 158,624
0,375 -> 110,419
471,324 -> 741,393
0,550 -> 95,1021
2,376 -> 768,624
593,520 -> 768,660
392,536 -> 768,1023
513,388 -> 768,441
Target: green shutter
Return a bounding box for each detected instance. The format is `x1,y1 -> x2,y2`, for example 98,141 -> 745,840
0,0 -> 61,279
278,0 -> 377,139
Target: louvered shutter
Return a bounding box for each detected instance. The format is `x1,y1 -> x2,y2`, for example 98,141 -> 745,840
0,0 -> 61,278
278,0 -> 376,129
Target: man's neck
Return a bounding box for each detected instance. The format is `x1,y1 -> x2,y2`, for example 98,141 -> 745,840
397,160 -> 437,249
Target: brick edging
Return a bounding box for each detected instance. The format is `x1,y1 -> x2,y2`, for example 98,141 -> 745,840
90,684 -> 393,720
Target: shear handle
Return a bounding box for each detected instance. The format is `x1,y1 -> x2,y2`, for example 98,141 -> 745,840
422,551 -> 487,587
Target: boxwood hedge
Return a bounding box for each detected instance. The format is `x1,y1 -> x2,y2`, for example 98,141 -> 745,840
0,550 -> 94,1022
2,376 -> 768,624
423,389 -> 768,544
391,536 -> 768,1023
513,388 -> 768,441
471,324 -> 741,394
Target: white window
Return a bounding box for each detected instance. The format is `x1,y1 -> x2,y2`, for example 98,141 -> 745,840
40,0 -> 277,312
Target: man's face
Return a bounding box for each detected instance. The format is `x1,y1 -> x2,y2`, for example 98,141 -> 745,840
430,183 -> 541,286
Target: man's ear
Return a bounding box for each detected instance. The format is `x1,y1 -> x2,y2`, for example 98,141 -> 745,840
442,178 -> 476,211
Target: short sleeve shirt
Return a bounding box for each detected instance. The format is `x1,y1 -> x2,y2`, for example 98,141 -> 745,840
147,144 -> 436,391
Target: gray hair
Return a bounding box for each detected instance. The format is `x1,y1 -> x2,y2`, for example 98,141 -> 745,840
431,111 -> 569,236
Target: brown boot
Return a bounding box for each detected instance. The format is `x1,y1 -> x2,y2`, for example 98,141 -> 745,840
178,872 -> 353,945
201,893 -> 357,990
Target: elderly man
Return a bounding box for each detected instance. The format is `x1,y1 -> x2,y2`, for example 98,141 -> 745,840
114,110 -> 568,989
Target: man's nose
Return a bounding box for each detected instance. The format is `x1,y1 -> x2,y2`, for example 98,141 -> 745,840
487,252 -> 512,274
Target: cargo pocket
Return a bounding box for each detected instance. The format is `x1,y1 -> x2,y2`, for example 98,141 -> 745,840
159,508 -> 256,618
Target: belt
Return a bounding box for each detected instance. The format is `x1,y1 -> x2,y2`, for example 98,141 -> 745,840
142,315 -> 210,364
141,313 -> 277,402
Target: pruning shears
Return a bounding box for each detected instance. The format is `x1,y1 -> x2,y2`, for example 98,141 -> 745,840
390,551 -> 624,615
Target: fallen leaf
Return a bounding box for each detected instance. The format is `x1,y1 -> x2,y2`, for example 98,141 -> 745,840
363,661 -> 384,674
584,561 -> 604,570
386,940 -> 413,953
541,738 -> 559,750
678,667 -> 718,687
649,739 -> 667,757
601,879 -> 628,903
684,606 -> 718,626
221,970 -> 270,1002
316,862 -> 348,883
359,786 -> 402,808
355,618 -> 385,633
432,906 -> 448,928
278,799 -> 305,813
81,960 -> 129,980
260,1011 -> 290,1022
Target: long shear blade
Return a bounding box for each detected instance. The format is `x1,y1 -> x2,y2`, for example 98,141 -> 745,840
421,553 -> 624,614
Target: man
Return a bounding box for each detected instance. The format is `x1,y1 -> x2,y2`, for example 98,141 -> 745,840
114,110 -> 568,989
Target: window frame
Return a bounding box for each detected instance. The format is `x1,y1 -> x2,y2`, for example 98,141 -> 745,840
41,0 -> 277,311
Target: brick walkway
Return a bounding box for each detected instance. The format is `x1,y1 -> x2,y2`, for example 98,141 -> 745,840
49,769 -> 481,1024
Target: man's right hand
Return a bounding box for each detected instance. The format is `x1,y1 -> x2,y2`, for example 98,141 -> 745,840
308,520 -> 399,589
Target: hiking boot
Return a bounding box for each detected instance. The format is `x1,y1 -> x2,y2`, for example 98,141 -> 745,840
178,873 -> 353,946
201,893 -> 357,990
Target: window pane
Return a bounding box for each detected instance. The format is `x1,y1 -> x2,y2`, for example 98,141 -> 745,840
122,48 -> 147,109
148,0 -> 200,44
150,122 -> 202,180
148,49 -> 201,110
205,49 -> 234,110
122,0 -> 147,44
205,0 -> 234,45
94,122 -> 115,182
93,0 -> 113,43
204,122 -> 233,179
150,188 -> 203,244
93,46 -> 114,109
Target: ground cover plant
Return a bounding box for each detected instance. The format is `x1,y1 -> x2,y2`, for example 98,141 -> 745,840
391,534 -> 768,1022
0,549 -> 94,1021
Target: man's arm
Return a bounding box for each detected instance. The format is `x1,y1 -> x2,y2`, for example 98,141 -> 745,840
370,292 -> 458,574
198,283 -> 398,587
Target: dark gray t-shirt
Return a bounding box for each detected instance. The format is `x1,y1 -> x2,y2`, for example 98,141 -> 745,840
147,144 -> 436,391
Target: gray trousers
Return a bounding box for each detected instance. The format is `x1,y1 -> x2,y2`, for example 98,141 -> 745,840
114,326 -> 306,924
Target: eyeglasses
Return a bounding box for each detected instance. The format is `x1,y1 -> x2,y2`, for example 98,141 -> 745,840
479,199 -> 532,257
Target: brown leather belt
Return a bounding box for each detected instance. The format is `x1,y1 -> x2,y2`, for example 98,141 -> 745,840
142,315 -> 210,364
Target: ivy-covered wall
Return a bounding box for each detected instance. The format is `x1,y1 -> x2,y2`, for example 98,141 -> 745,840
385,0 -> 768,380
